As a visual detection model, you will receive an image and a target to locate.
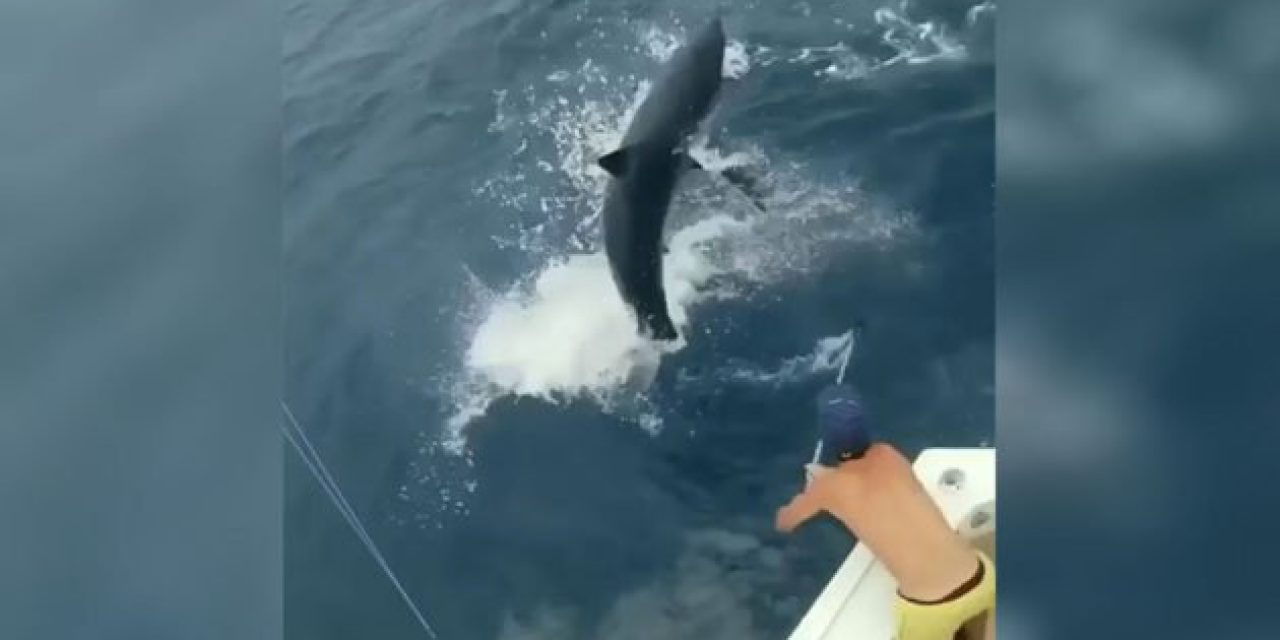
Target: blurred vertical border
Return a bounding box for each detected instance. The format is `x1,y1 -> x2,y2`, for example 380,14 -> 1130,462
1000,0 -> 1280,637
5,0 -> 1280,638
1,2 -> 281,639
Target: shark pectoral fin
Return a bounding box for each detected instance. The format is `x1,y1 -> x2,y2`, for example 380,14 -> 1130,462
680,152 -> 704,172
720,165 -> 768,211
598,148 -> 630,177
719,165 -> 755,190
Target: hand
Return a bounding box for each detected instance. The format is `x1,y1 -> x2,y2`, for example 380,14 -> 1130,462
775,492 -> 817,534
775,504 -> 797,533
778,470 -> 827,534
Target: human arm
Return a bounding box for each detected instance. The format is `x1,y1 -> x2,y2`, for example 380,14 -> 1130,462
775,481 -> 825,533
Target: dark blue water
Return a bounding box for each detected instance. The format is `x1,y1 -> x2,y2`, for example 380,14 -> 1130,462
285,1 -> 992,638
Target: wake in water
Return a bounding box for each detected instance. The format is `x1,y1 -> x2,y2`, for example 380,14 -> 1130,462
676,330 -> 856,391
752,0 -> 994,81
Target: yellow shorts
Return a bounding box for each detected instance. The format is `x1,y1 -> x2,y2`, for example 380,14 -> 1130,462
894,552 -> 995,640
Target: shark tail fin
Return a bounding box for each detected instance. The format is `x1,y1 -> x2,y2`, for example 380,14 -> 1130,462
641,312 -> 679,342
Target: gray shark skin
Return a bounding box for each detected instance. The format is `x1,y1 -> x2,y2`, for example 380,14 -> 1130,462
600,18 -> 726,342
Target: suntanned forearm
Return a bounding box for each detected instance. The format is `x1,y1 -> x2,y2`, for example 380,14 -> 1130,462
776,491 -> 821,533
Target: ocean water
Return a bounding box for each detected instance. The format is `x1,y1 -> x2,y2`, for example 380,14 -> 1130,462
284,1 -> 993,638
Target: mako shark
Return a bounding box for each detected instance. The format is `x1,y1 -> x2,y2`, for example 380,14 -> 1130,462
599,18 -> 729,342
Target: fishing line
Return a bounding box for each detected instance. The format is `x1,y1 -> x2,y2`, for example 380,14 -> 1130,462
811,326 -> 859,466
835,326 -> 856,385
280,401 -> 440,639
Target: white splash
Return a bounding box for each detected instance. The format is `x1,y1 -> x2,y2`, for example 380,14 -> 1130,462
443,213 -> 754,444
640,25 -> 682,62
764,331 -> 858,383
679,331 -> 857,390
461,253 -> 665,398
723,39 -> 751,79
638,23 -> 750,80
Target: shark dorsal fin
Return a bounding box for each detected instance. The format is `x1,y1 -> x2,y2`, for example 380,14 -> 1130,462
598,147 -> 630,177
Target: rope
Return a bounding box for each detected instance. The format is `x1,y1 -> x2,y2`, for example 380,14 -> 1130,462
280,401 -> 440,639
